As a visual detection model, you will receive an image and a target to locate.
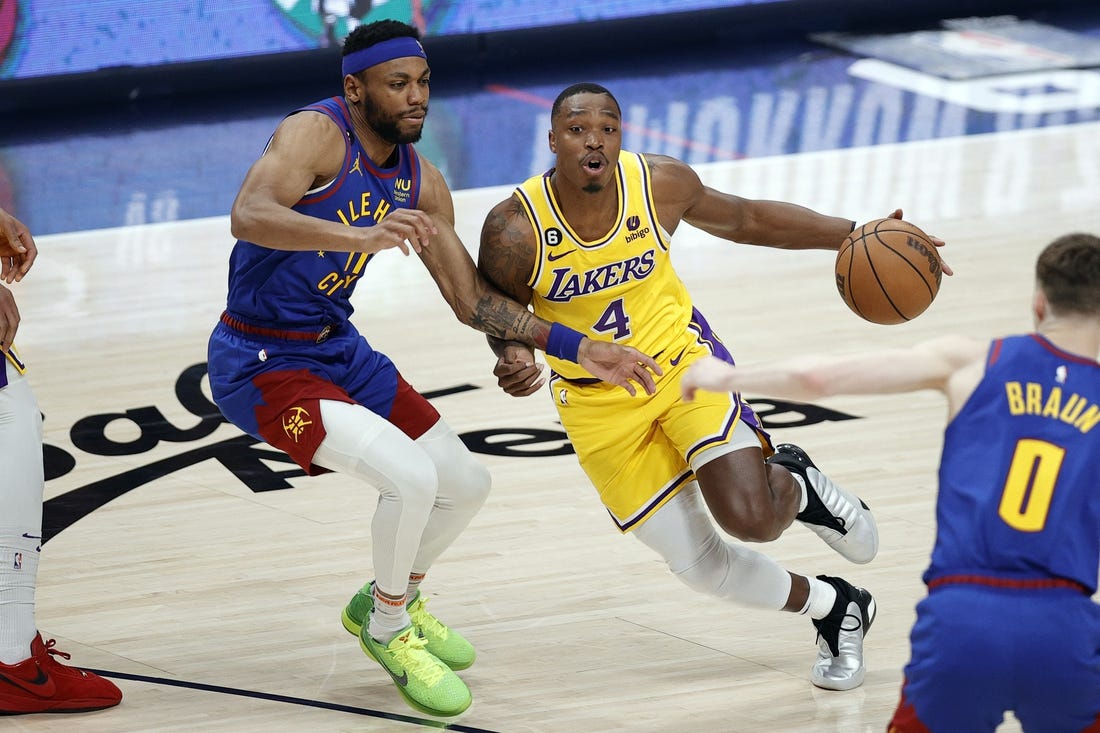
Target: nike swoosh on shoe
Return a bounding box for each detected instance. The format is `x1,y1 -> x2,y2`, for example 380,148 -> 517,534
0,666 -> 55,697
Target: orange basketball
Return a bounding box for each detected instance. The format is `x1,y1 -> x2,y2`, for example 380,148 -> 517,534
835,218 -> 942,325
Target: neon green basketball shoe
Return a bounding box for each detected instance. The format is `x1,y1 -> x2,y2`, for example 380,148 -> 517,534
341,583 -> 476,670
359,625 -> 471,717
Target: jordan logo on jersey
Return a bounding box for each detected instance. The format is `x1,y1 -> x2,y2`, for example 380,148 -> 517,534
282,406 -> 314,443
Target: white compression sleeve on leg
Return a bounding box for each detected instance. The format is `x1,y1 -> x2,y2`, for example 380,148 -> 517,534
408,420 -> 491,573
0,365 -> 44,663
633,483 -> 792,610
310,400 -> 438,598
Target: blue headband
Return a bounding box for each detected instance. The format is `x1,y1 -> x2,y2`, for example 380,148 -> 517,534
342,37 -> 427,76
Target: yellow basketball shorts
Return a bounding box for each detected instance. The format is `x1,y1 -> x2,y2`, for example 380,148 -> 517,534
551,352 -> 770,532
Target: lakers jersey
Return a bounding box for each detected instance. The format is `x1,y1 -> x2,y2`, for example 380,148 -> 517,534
223,97 -> 422,329
516,151 -> 693,380
928,334 -> 1100,593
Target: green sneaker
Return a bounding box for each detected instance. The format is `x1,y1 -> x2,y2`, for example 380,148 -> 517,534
359,625 -> 472,717
407,595 -> 476,671
341,584 -> 476,671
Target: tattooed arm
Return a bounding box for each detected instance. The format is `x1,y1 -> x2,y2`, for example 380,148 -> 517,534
415,159 -> 552,346
475,195 -> 545,395
417,160 -> 659,395
476,193 -> 662,396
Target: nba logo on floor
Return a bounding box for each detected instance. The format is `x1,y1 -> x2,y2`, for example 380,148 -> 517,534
13,552 -> 21,570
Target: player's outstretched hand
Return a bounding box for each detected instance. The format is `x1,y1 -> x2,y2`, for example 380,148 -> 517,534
361,208 -> 437,256
0,208 -> 37,284
885,208 -> 953,276
681,356 -> 738,401
493,343 -> 545,397
578,340 -> 663,396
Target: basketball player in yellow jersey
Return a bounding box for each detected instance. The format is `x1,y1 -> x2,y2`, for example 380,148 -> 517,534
478,82 -> 951,691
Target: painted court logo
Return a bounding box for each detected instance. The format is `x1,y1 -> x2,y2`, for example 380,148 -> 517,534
37,363 -> 859,545
281,406 -> 314,443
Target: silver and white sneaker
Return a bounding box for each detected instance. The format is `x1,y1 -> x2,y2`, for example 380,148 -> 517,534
810,575 -> 876,691
767,443 -> 879,564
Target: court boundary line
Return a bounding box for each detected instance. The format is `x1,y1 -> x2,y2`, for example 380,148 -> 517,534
87,668 -> 503,732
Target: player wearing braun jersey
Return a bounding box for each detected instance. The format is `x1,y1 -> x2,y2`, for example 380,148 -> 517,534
479,82 -> 950,692
892,333 -> 1100,733
680,233 -> 1099,732
206,24 -> 659,718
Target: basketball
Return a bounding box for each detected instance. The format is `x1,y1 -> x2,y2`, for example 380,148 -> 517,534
835,218 -> 942,325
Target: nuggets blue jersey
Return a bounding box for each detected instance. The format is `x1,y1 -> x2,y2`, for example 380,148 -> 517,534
927,334 -> 1100,593
223,97 -> 422,328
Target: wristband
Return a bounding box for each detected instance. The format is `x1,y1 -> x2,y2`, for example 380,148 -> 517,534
546,323 -> 585,363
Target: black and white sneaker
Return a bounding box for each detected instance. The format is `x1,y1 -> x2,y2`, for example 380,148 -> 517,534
767,443 -> 878,564
810,575 -> 876,691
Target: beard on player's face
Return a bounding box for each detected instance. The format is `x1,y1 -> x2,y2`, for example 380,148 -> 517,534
361,92 -> 425,145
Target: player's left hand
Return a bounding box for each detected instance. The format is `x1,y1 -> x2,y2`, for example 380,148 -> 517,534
886,208 -> 953,276
493,343 -> 544,397
578,340 -> 663,396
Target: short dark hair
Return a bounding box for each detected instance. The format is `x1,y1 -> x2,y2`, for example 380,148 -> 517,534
550,83 -> 621,123
342,19 -> 420,57
1036,232 -> 1100,317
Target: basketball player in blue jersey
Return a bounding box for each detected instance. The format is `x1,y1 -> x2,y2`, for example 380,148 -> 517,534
206,24 -> 659,717
0,206 -> 123,715
683,233 -> 1100,732
479,82 -> 950,692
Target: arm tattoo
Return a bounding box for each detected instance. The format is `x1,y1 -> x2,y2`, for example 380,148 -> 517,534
479,198 -> 535,299
475,197 -> 549,348
470,296 -> 550,348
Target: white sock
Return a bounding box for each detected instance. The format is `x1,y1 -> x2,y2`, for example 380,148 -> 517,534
406,572 -> 425,603
0,533 -> 40,664
799,576 -> 838,620
790,473 -> 810,513
368,584 -> 409,643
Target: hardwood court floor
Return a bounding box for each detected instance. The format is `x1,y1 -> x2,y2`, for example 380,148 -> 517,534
8,122 -> 1100,732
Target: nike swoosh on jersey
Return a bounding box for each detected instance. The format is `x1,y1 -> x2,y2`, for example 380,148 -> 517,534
547,249 -> 577,261
669,348 -> 686,366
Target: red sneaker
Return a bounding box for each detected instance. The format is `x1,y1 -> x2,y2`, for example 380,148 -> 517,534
0,633 -> 122,714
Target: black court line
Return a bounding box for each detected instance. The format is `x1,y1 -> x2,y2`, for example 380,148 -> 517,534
87,669 -> 504,732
